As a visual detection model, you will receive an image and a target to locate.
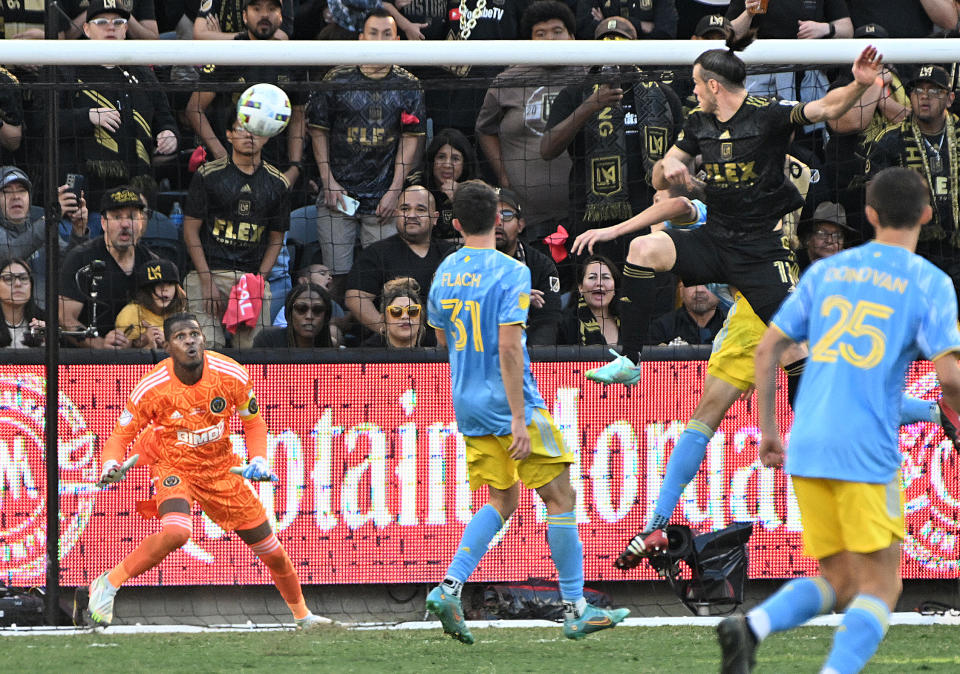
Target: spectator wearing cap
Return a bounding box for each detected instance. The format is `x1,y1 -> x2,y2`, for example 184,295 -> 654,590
541,16 -> 682,265
494,187 -> 563,345
0,167 -> 92,304
63,0 -> 160,39
846,0 -> 957,39
183,106 -> 290,349
577,0 -> 678,40
58,0 -> 178,225
193,0 -> 294,40
59,186 -> 161,349
114,258 -> 187,349
475,1 -> 585,247
867,64 -> 960,298
796,201 -> 854,272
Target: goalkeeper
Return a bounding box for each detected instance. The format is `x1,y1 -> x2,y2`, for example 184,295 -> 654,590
87,312 -> 331,631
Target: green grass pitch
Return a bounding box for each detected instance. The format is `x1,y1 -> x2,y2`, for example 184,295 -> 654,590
2,625 -> 959,672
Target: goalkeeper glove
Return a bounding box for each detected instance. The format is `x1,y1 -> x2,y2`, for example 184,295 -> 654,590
97,459 -> 123,486
241,456 -> 277,482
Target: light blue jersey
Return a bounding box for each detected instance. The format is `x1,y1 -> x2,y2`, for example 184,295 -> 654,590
774,241 -> 960,483
428,246 -> 547,436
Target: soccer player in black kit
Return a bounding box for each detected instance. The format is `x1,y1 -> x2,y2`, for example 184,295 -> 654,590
587,31 -> 883,386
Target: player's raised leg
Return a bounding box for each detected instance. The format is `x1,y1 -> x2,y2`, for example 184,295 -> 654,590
89,498 -> 193,626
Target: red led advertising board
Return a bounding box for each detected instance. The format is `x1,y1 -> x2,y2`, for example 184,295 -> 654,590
0,361 -> 956,587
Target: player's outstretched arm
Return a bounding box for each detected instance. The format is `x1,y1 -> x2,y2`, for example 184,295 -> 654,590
804,46 -> 882,123
755,325 -> 794,467
499,323 -> 531,461
571,197 -> 696,255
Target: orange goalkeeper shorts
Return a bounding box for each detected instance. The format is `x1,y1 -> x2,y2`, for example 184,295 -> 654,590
151,462 -> 267,533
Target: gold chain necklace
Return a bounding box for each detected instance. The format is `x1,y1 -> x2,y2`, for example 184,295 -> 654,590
458,0 -> 486,40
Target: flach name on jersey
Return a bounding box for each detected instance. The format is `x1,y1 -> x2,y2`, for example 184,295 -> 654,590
440,271 -> 481,287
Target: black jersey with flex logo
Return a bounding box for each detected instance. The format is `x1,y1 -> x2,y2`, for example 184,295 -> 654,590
185,156 -> 290,272
676,96 -> 808,236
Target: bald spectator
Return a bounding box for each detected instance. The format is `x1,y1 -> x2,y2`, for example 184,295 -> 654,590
648,281 -> 725,346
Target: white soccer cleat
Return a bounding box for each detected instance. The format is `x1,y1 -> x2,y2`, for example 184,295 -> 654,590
295,612 -> 335,631
87,571 -> 117,626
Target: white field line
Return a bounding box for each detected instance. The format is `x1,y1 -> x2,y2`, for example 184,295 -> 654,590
2,612 -> 959,636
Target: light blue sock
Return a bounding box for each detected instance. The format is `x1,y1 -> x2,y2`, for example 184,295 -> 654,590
652,421 -> 713,523
746,577 -> 835,641
899,395 -> 936,425
823,594 -> 889,674
546,511 -> 583,603
444,504 -> 504,585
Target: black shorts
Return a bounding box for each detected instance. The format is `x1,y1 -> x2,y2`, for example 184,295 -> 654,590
665,226 -> 796,324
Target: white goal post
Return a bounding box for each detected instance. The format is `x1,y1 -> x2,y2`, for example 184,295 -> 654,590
0,38 -> 959,67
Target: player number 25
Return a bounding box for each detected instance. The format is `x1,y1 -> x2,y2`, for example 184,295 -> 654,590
440,298 -> 484,352
810,296 -> 893,369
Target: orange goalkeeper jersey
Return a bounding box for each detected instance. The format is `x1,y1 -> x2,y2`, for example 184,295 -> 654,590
103,351 -> 267,476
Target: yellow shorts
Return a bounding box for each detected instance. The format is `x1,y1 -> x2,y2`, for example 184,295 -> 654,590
792,474 -> 905,560
707,292 -> 765,391
465,408 -> 574,491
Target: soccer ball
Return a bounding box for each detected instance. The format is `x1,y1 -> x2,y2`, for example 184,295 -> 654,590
236,83 -> 291,138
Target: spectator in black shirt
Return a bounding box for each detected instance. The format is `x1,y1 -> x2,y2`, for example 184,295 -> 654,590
60,186 -> 158,349
577,0 -> 678,40
185,0 -> 307,186
254,282 -> 338,347
0,67 -> 23,157
192,0 -> 294,39
559,254 -> 624,345
495,188 -> 562,345
183,108 -> 290,349
648,281 -> 725,345
58,0 -> 179,220
846,0 -> 957,39
541,16 -> 682,265
345,184 -> 453,339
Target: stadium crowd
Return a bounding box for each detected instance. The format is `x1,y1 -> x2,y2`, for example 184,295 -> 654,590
1,0 -> 960,349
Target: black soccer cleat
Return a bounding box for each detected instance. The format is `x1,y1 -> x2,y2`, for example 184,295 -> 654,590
717,615 -> 758,674
937,399 -> 960,452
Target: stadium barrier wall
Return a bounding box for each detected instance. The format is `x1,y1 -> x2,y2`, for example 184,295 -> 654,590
0,348 -> 956,587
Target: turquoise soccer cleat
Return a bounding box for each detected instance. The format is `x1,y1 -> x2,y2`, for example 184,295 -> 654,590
563,603 -> 630,640
585,349 -> 642,386
426,585 -> 474,645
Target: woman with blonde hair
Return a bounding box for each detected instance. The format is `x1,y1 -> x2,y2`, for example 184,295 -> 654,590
363,276 -> 424,348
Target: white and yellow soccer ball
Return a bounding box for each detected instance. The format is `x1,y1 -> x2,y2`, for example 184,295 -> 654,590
236,83 -> 291,138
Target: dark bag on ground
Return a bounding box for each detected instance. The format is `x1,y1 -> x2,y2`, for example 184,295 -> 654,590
0,584 -> 44,626
649,522 -> 754,616
477,581 -> 613,621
